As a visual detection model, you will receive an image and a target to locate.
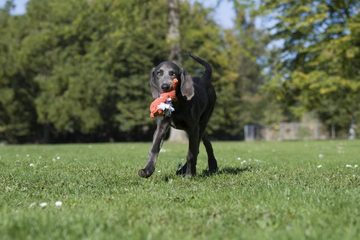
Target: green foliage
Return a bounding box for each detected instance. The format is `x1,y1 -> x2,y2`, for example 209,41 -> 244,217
0,0 -> 37,142
0,0 -> 268,142
215,2 -> 268,137
260,0 -> 360,133
114,0 -> 168,132
1,141 -> 359,239
2,0 -> 358,142
0,0 -> 168,142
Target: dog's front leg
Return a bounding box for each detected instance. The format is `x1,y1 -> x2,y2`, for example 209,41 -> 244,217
138,118 -> 170,178
185,126 -> 200,176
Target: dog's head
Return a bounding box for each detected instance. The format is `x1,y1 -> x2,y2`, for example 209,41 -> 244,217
150,61 -> 194,100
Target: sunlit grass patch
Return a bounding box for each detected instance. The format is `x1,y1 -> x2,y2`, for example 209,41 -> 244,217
0,141 -> 359,239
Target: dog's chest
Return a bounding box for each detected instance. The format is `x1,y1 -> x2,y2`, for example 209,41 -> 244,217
170,113 -> 188,130
170,96 -> 207,129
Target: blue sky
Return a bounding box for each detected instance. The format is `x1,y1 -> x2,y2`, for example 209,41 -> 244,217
191,0 -> 235,29
0,0 -> 27,14
0,0 -> 235,29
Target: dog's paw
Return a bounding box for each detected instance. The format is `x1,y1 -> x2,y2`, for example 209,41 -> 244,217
208,166 -> 218,174
176,163 -> 196,177
201,167 -> 218,177
138,168 -> 153,178
176,164 -> 187,176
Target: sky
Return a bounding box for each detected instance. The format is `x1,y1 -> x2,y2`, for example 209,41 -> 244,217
0,0 -> 236,29
191,0 -> 235,29
0,0 -> 28,14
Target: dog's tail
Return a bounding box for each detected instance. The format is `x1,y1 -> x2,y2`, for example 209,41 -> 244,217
188,53 -> 212,81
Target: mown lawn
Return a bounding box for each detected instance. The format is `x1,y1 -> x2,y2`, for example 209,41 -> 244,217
0,140 -> 359,240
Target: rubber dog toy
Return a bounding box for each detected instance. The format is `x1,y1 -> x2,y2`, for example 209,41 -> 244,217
150,79 -> 178,118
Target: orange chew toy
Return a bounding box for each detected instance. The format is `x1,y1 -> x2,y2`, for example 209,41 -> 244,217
150,79 -> 178,118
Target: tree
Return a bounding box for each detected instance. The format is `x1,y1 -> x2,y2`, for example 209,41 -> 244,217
1,0 -> 248,142
0,0 -> 40,142
260,0 -> 360,137
29,0 -> 116,140
203,0 -> 269,138
167,0 -> 188,142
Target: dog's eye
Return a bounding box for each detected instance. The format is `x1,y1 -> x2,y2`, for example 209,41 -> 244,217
169,71 -> 176,76
156,70 -> 163,77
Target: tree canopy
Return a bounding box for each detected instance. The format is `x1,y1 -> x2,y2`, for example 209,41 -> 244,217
0,0 -> 267,142
260,0 -> 360,136
1,0 -> 357,143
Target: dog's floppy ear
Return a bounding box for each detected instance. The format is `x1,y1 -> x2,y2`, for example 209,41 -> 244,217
150,68 -> 160,99
180,69 -> 194,100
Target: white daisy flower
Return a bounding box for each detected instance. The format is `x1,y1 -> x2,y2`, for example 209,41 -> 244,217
55,201 -> 63,208
39,202 -> 48,208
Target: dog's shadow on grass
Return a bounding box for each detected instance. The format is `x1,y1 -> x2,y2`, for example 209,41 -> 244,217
161,166 -> 252,182
200,166 -> 252,178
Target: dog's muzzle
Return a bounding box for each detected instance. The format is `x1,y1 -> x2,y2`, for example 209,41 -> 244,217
161,83 -> 171,91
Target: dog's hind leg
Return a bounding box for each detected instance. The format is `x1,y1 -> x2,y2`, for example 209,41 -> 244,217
138,118 -> 170,178
202,133 -> 218,173
176,126 -> 200,177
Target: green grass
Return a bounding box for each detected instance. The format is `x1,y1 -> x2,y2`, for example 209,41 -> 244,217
0,140 -> 359,240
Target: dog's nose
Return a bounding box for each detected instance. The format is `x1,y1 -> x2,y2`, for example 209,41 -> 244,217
161,83 -> 171,91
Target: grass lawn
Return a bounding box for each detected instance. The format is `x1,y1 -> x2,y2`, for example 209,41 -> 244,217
0,140 -> 359,239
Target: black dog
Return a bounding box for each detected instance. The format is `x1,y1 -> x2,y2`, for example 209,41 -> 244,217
138,54 -> 218,177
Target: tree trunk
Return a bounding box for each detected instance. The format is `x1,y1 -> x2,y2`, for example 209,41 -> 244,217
349,114 -> 356,140
167,0 -> 182,64
331,123 -> 336,139
167,0 -> 187,142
